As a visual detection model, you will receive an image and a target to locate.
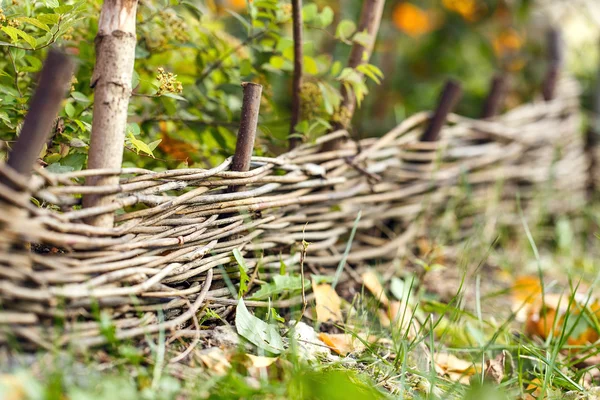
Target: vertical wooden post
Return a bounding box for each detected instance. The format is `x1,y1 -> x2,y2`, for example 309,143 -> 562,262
3,50 -> 75,188
542,28 -> 563,102
232,82 -> 263,172
288,0 -> 303,150
481,74 -> 508,119
83,0 -> 139,227
322,0 -> 386,151
420,80 -> 463,142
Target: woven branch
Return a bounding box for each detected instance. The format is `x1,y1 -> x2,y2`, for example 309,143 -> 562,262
0,77 -> 587,349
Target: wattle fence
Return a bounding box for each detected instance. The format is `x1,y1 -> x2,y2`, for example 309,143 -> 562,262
0,75 -> 587,349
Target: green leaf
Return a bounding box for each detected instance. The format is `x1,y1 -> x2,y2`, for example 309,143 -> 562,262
335,20 -> 356,41
148,139 -> 162,152
269,55 -> 285,69
303,56 -> 318,75
127,122 -> 141,136
46,163 -> 74,173
23,55 -> 42,72
318,6 -> 334,28
71,91 -> 90,103
302,4 -> 318,22
352,31 -> 372,47
45,0 -> 60,8
1,26 -> 20,43
15,29 -> 37,49
235,298 -> 283,354
357,64 -> 383,84
240,59 -> 252,76
37,14 -> 60,26
127,133 -> 154,156
64,102 -> 75,118
54,4 -> 74,14
318,82 -> 341,114
250,274 -> 305,300
131,70 -> 140,89
233,248 -> 250,297
18,17 -> 50,32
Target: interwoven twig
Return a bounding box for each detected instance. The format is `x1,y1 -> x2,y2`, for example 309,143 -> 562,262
0,77 -> 586,349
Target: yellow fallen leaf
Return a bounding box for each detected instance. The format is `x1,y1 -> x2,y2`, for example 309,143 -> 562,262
362,269 -> 389,306
433,353 -> 476,384
245,354 -> 278,369
0,375 -> 26,400
197,347 -> 232,376
312,283 -> 343,323
318,332 -> 378,356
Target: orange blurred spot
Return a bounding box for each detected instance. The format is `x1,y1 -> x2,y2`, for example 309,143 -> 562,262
493,28 -> 523,57
442,0 -> 479,22
157,121 -> 197,162
511,275 -> 543,305
392,3 -> 435,38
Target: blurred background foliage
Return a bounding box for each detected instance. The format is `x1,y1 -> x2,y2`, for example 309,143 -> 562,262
0,0 -> 598,173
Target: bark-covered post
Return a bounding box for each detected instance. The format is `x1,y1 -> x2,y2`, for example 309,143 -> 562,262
323,0 -> 386,151
229,82 -> 262,192
420,80 -> 462,142
83,0 -> 139,227
481,74 -> 508,119
288,0 -> 303,150
4,50 -> 75,188
542,28 -> 563,102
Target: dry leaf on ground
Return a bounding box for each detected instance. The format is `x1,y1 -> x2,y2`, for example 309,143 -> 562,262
511,275 -> 543,322
0,374 -> 26,400
197,347 -> 232,375
318,332 -> 378,356
525,293 -> 600,345
484,351 -> 507,384
362,269 -> 389,306
312,283 -> 343,323
433,353 -> 476,385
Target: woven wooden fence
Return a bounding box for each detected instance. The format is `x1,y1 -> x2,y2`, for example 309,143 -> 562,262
0,74 -> 587,350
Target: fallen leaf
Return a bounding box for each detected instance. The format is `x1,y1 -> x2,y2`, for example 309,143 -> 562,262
484,351 -> 506,384
434,353 -> 476,384
0,375 -> 25,400
197,347 -> 232,376
362,269 -> 389,306
525,293 -> 600,345
312,283 -> 343,323
318,332 -> 377,356
511,275 -> 543,322
244,354 -> 278,369
289,321 -> 332,361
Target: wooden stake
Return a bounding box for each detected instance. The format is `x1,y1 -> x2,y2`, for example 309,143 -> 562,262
288,0 -> 303,150
322,0 -> 386,151
83,0 -> 139,227
4,49 -> 75,187
542,28 -> 563,101
481,74 -> 508,119
420,80 -> 463,142
232,82 -> 263,173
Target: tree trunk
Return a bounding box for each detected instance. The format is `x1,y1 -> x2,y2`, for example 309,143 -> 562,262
83,0 -> 138,227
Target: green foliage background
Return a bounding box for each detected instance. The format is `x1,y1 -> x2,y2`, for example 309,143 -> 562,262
0,0 -> 597,173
